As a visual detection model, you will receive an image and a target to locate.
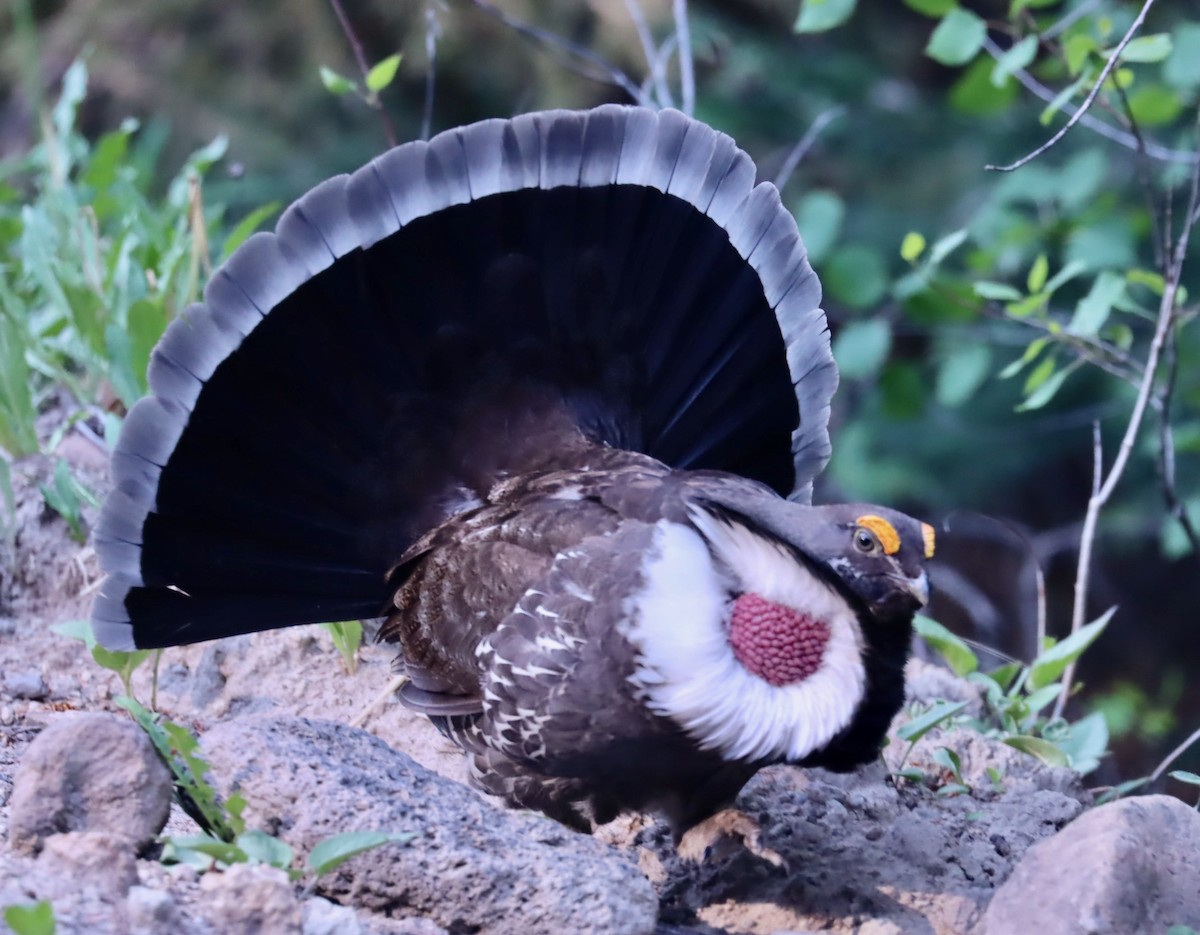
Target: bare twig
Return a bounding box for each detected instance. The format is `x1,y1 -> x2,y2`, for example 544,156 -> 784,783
1042,0 -> 1102,40
1155,318 -> 1200,563
1052,110 -> 1200,720
624,0 -> 672,108
472,0 -> 652,107
986,0 -> 1159,173
422,3 -> 443,141
672,0 -> 694,116
327,0 -> 398,147
350,674 -> 406,728
773,106 -> 847,192
1149,723 -> 1200,785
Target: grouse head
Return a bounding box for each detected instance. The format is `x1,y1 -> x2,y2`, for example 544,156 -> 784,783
622,493 -> 934,771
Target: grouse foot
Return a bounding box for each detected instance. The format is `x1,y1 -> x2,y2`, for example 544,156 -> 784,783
676,808 -> 787,869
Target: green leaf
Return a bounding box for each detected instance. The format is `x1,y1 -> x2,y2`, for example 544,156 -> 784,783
222,202 -> 282,258
1065,34 -> 1097,75
900,232 -> 926,263
1003,735 -> 1069,767
322,620 -> 364,674
1023,683 -> 1061,715
3,901 -> 56,935
162,833 -> 248,866
1127,84 -> 1183,128
52,619 -> 96,648
824,244 -> 888,309
365,54 -> 402,93
794,190 -> 844,263
879,361 -> 926,420
1027,608 -> 1116,690
1040,75 -> 1087,125
1127,268 -> 1166,295
914,615 -> 978,676
1114,34 -> 1172,64
1164,24 -> 1200,89
319,66 -> 357,95
949,57 -> 1018,115
1169,770 -> 1200,786
1069,271 -> 1124,336
928,228 -> 968,265
1026,253 -> 1048,293
795,0 -> 857,33
973,281 -> 1022,301
926,9 -> 987,67
936,343 -> 991,407
903,0 -> 956,16
896,699 -> 970,742
238,829 -> 294,870
1016,365 -> 1070,412
306,831 -> 415,877
1044,259 -> 1089,294
991,35 -> 1038,87
1058,711 -> 1108,774
833,319 -> 891,379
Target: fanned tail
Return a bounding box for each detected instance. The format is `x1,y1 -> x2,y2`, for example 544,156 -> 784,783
92,105 -> 836,650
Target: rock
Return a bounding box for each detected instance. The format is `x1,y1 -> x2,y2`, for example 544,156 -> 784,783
983,794 -> 1200,934
5,669 -> 49,700
8,712 -> 173,854
127,886 -> 181,934
200,715 -> 657,935
303,897 -> 365,935
198,863 -> 303,935
35,831 -> 140,899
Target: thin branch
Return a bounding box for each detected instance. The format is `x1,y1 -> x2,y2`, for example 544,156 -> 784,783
327,0 -> 398,147
1042,0 -> 1102,40
672,0 -> 694,117
986,0 -> 1160,173
1155,329 -> 1200,564
471,0 -> 652,107
422,3 -> 443,141
1052,110 -> 1200,720
624,0 -> 672,108
1149,722 -> 1200,785
773,106 -> 847,192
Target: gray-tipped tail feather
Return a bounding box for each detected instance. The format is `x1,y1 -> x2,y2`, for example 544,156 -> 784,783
92,105 -> 836,651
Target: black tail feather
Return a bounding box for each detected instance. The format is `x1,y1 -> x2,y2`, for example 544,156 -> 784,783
93,105 -> 836,650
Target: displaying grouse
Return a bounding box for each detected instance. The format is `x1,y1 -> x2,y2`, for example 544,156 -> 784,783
92,105 -> 934,843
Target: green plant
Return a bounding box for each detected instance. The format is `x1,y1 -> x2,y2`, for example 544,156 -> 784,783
37,457 -> 99,542
1,902 -> 55,935
52,619 -> 155,701
322,620 -> 364,674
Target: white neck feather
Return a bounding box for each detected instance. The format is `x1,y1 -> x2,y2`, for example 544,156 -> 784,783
621,513 -> 867,763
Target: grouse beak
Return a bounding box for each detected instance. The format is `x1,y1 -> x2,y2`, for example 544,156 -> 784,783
906,570 -> 930,608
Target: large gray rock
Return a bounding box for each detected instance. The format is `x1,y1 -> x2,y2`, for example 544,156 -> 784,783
200,715 -> 657,935
8,712 -> 173,854
198,863 -> 303,935
983,794 -> 1200,934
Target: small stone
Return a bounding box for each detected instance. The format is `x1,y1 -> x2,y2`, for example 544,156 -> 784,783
302,896 -> 365,935
0,704 -> 14,725
8,711 -> 173,854
983,794 -> 1200,934
35,831 -> 140,899
5,669 -> 49,700
127,885 -> 178,933
198,863 -> 302,935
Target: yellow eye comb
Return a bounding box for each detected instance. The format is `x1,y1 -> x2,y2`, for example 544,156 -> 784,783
921,522 -> 936,559
855,514 -> 900,555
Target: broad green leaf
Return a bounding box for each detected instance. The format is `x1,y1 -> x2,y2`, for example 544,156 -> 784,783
896,699 -> 970,742
1023,683 -> 1061,715
928,228 -> 968,264
1058,711 -> 1109,774
52,619 -> 96,647
973,281 -> 1022,301
1022,354 -> 1056,395
795,0 -> 856,32
1127,268 -> 1166,295
3,901 -> 56,935
163,834 -> 248,866
1127,85 -> 1183,127
880,361 -> 926,420
949,57 -> 1018,115
1016,365 -> 1070,411
238,829 -> 294,870
936,343 -> 991,407
914,615 -> 977,676
1064,34 -> 1096,75
824,244 -> 888,309
1003,735 -> 1069,767
1114,34 -> 1172,64
900,231 -> 926,263
903,0 -> 956,16
320,66 -> 357,95
1169,770 -> 1200,786
307,831 -> 415,877
1044,259 -> 1089,294
1026,253 -> 1048,293
833,319 -> 891,379
998,337 -> 1047,379
1069,271 -> 1124,336
794,190 -> 844,263
323,620 -> 364,674
1040,75 -> 1086,125
1027,608 -> 1116,690
991,35 -> 1038,87
926,9 -> 987,67
1164,24 -> 1200,89
366,54 -> 402,93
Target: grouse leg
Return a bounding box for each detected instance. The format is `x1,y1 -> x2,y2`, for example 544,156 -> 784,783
676,808 -> 787,869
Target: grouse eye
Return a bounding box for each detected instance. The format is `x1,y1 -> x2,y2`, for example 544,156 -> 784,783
854,529 -> 878,553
